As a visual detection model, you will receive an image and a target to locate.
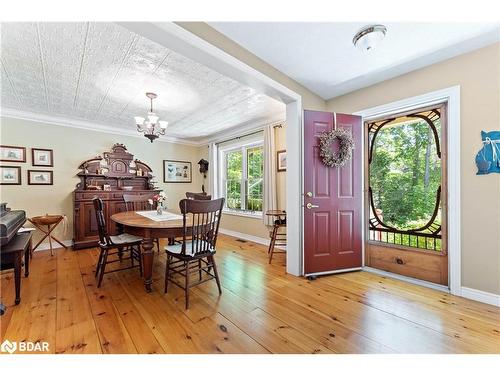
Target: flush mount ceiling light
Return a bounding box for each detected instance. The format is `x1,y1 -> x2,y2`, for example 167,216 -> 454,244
353,24 -> 387,52
134,92 -> 168,143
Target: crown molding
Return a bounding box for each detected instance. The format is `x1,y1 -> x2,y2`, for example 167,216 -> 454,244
0,107 -> 203,146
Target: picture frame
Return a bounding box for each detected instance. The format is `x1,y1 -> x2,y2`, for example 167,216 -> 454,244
277,150 -> 287,172
32,148 -> 54,167
0,166 -> 22,185
163,160 -> 192,183
27,170 -> 53,185
0,145 -> 26,163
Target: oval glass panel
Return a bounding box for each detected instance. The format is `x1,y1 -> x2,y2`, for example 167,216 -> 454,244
370,117 -> 441,231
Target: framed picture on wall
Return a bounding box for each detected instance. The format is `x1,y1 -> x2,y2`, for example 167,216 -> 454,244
0,145 -> 26,163
277,150 -> 287,172
0,166 -> 21,185
32,148 -> 54,167
163,160 -> 192,183
28,170 -> 53,185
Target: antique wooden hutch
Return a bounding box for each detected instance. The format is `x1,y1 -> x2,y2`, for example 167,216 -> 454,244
73,144 -> 159,249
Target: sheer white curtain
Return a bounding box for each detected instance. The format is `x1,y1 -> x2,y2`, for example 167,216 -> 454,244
263,125 -> 277,226
208,142 -> 218,198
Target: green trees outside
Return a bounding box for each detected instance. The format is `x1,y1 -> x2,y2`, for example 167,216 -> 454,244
226,150 -> 243,209
246,146 -> 264,211
225,146 -> 264,211
370,119 -> 442,231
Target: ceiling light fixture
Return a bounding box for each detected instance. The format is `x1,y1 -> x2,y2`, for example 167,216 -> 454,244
134,92 -> 168,143
353,24 -> 387,52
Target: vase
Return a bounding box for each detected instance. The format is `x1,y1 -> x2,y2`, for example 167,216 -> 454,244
156,204 -> 163,215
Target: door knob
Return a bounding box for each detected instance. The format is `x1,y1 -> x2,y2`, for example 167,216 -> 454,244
305,191 -> 313,197
306,203 -> 319,209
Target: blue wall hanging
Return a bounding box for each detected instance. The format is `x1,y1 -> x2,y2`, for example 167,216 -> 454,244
475,130 -> 500,175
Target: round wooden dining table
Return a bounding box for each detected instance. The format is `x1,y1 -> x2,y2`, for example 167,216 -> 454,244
111,210 -> 191,292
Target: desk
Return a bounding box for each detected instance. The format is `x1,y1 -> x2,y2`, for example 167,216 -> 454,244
111,211 -> 191,292
0,232 -> 32,304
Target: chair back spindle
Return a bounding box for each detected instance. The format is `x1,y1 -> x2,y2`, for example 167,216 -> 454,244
179,198 -> 224,256
93,197 -> 112,247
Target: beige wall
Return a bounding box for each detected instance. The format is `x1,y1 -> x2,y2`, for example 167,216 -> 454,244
326,42 -> 500,295
0,117 -> 204,245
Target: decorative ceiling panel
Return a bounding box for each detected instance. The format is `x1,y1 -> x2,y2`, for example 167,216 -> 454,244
0,22 -> 285,140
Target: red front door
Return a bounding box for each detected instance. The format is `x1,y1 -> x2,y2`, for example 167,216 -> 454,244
303,110 -> 362,275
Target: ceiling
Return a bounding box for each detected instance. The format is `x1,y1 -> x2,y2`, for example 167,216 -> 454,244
209,22 -> 500,99
0,22 -> 285,143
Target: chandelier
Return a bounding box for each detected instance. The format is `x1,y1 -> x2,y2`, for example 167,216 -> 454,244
134,92 -> 168,142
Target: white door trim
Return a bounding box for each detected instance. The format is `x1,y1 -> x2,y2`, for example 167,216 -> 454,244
119,22 -> 304,276
353,86 -> 461,296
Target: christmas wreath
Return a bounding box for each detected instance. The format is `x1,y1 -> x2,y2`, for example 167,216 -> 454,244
319,128 -> 355,167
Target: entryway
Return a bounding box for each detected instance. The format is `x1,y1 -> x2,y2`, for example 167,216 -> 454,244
302,89 -> 460,290
354,87 -> 461,295
364,103 -> 448,285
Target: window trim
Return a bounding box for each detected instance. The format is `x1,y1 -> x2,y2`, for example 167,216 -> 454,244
218,139 -> 264,217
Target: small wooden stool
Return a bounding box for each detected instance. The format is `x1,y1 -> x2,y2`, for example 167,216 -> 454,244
28,214 -> 67,256
266,210 -> 286,264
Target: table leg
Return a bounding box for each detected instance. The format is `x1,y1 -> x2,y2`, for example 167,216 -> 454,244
49,234 -> 67,249
47,225 -> 54,256
33,230 -> 50,251
24,237 -> 31,277
141,238 -> 155,292
14,253 -> 22,305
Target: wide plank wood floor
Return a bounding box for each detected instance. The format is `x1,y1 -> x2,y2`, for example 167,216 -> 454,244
1,234 -> 499,354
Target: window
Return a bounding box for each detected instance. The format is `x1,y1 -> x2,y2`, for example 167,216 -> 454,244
219,140 -> 264,216
367,105 -> 444,251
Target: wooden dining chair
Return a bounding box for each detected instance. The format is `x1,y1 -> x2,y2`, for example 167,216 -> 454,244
185,192 -> 211,200
123,194 -> 153,211
93,197 -> 143,288
164,198 -> 224,309
123,194 -> 161,252
268,212 -> 287,264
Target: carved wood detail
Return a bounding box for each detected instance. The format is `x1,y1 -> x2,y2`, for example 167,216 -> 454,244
73,144 -> 159,249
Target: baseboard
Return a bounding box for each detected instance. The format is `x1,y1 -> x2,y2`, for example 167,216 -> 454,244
219,228 -> 286,250
34,240 -> 73,252
364,266 -> 500,307
461,287 -> 500,307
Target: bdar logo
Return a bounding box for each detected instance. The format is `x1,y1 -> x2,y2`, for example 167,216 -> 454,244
1,339 -> 17,354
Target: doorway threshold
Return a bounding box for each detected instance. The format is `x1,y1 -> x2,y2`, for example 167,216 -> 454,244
304,267 -> 362,278
363,266 -> 450,293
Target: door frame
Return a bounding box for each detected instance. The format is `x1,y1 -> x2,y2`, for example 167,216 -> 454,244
354,86 -> 461,296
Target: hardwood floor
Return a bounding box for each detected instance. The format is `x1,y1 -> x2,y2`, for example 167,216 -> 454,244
1,234 -> 499,354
